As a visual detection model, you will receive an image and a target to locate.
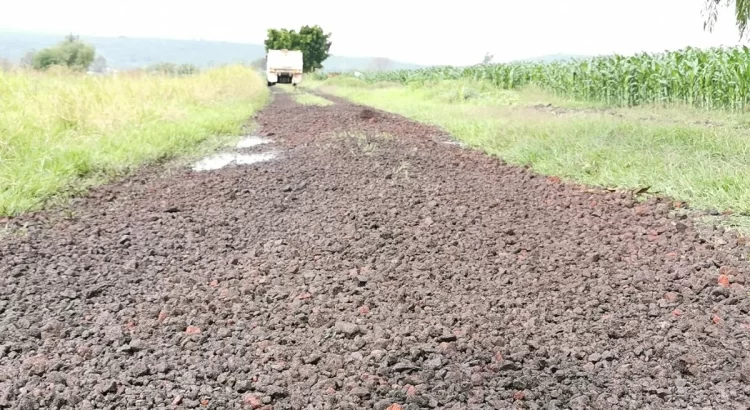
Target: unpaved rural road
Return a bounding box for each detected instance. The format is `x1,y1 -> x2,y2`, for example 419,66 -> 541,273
2,91 -> 750,410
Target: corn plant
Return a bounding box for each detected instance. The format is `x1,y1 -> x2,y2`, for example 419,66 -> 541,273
350,46 -> 750,110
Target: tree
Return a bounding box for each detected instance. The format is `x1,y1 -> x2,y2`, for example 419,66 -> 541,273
89,55 -> 108,73
264,28 -> 299,51
31,34 -> 96,71
250,57 -> 266,70
481,52 -> 494,65
297,25 -> 332,72
20,50 -> 36,68
0,58 -> 12,71
57,34 -> 96,70
704,0 -> 750,38
264,25 -> 332,72
32,49 -> 64,70
368,57 -> 392,72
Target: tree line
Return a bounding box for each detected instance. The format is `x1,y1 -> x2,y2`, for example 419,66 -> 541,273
5,34 -> 199,75
11,34 -> 106,72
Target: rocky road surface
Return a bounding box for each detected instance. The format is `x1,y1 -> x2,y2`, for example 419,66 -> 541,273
2,90 -> 750,409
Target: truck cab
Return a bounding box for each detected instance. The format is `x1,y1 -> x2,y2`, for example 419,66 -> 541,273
266,49 -> 303,86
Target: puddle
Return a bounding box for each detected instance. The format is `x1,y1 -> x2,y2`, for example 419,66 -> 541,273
192,152 -> 277,171
236,136 -> 272,148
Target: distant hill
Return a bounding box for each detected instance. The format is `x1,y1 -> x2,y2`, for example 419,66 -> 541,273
0,31 -> 424,72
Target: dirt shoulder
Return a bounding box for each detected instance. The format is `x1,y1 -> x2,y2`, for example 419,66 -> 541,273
2,91 -> 749,409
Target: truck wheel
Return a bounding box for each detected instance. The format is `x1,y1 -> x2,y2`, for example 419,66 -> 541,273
267,81 -> 274,87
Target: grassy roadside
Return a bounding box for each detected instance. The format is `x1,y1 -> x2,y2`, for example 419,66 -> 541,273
304,77 -> 750,214
275,84 -> 334,106
0,65 -> 269,216
293,93 -> 334,106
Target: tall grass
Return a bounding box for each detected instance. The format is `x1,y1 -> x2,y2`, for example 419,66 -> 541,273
0,65 -> 268,216
353,46 -> 750,110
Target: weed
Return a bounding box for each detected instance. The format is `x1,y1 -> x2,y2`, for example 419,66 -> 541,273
0,65 -> 269,216
392,160 -> 411,180
294,93 -> 334,106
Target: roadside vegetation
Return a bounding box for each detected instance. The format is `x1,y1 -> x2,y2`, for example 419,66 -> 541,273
304,47 -> 750,214
27,34 -> 96,72
273,83 -> 334,106
338,47 -> 750,110
0,64 -> 268,216
294,93 -> 334,106
145,62 -> 201,76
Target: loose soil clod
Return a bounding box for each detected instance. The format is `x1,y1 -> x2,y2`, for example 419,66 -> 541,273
1,91 -> 750,409
358,108 -> 377,120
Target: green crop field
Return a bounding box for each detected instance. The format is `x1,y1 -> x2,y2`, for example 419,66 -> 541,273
347,46 -> 750,110
0,65 -> 268,216
304,46 -> 750,217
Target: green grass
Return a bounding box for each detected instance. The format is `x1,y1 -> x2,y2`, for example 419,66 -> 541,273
0,65 -> 269,216
305,77 -> 750,213
293,93 -> 334,106
275,84 -> 334,106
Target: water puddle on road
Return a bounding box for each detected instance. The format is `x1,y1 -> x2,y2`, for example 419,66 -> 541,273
192,152 -> 277,171
236,136 -> 272,148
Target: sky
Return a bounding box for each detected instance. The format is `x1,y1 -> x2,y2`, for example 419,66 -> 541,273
0,0 -> 748,66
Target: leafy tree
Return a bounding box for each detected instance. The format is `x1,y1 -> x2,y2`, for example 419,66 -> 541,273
264,25 -> 332,72
89,55 -> 108,73
57,35 -> 96,70
32,49 -> 64,70
297,25 -> 332,72
482,52 -> 494,65
176,63 -> 199,75
32,34 -> 96,71
264,29 -> 299,51
368,57 -> 392,72
0,58 -> 12,71
20,50 -> 36,68
250,57 -> 266,70
704,0 -> 750,38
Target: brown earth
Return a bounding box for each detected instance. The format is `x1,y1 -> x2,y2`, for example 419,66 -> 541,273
2,90 -> 750,409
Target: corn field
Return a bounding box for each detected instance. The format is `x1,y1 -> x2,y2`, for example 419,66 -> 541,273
354,46 -> 750,110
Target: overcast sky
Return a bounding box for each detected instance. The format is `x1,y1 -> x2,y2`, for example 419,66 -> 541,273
1,0 -> 747,65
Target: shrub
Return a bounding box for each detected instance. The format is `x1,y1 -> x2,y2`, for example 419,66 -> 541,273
32,34 -> 95,71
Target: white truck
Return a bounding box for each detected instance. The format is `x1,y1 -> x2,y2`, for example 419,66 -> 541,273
266,49 -> 303,87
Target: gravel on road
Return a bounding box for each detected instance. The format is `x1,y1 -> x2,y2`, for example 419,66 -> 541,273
2,91 -> 750,409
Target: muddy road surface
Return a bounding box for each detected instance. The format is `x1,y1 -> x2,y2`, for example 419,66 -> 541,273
2,91 -> 750,409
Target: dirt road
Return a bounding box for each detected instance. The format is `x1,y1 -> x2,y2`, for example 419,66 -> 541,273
2,91 -> 750,409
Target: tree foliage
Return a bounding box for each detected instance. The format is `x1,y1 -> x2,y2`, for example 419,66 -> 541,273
89,56 -> 108,73
250,57 -> 266,71
368,57 -> 392,72
264,25 -> 332,72
31,34 -> 96,71
0,58 -> 13,71
20,50 -> 36,68
704,0 -> 750,38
